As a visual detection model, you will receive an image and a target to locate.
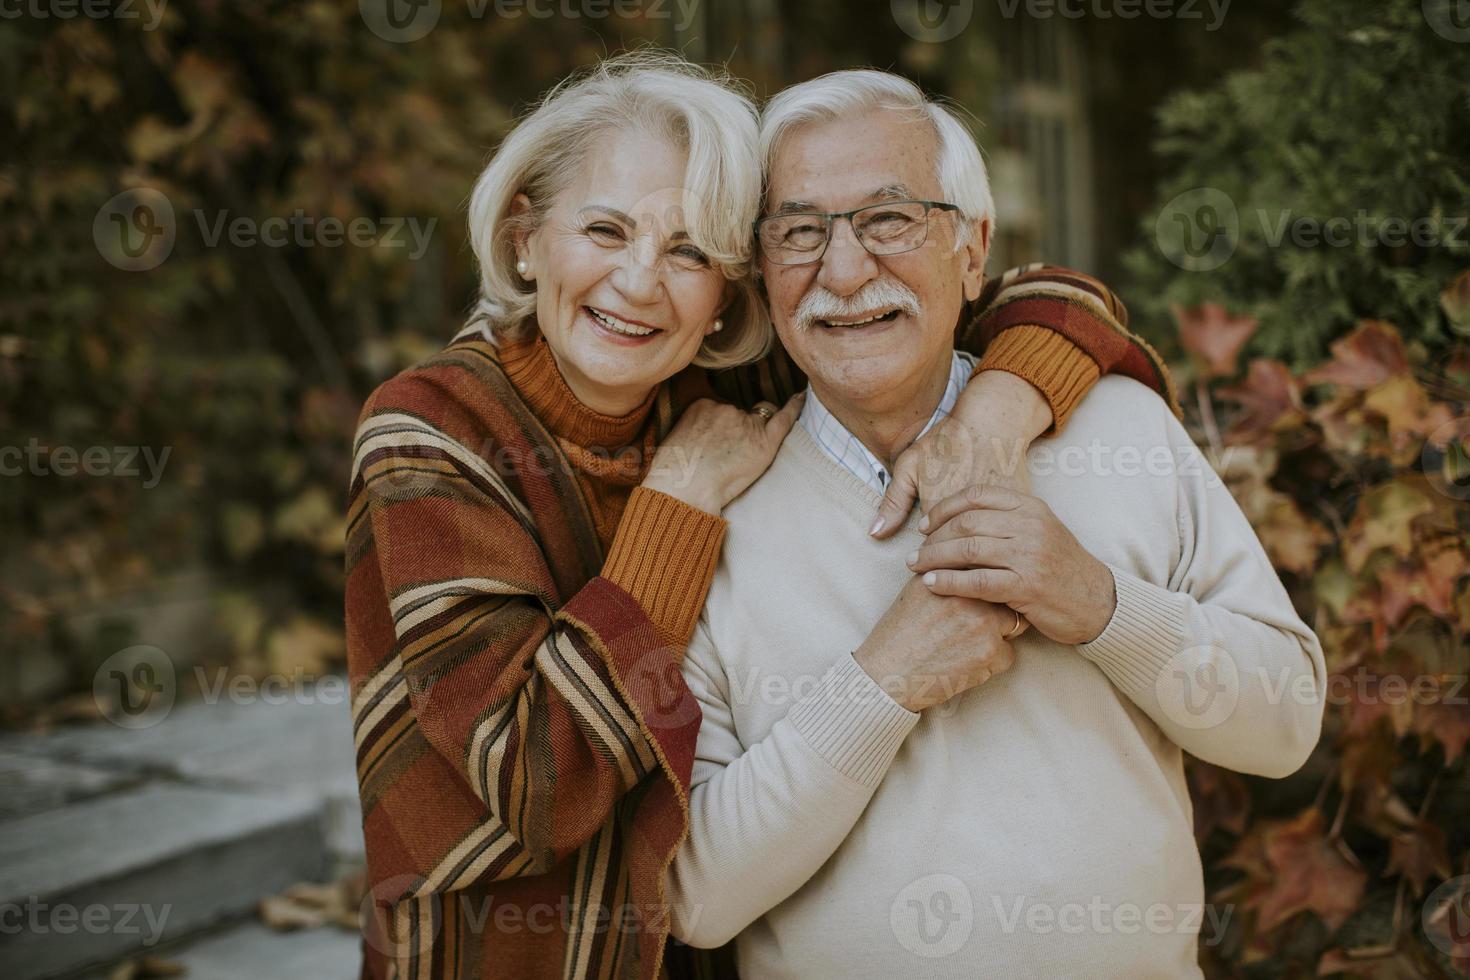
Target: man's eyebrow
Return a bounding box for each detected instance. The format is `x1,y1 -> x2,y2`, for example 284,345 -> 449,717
768,200 -> 822,216
868,183 -> 913,201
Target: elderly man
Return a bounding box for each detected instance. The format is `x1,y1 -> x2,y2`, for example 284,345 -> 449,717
665,70 -> 1326,978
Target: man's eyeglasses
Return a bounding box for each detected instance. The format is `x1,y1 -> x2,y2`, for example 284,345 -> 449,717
754,200 -> 962,266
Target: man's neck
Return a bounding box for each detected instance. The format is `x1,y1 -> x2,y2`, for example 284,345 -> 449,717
811,354 -> 954,470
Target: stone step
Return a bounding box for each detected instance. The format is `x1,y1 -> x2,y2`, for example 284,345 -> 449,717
0,675 -> 365,868
0,784 -> 329,980
81,920 -> 362,980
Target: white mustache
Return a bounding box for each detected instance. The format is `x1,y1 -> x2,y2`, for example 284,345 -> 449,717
792,279 -> 921,331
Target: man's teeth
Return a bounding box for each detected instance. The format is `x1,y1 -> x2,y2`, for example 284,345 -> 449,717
821,310 -> 897,328
588,308 -> 656,336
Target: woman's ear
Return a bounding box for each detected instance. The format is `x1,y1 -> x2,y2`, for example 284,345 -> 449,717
961,218 -> 991,302
706,280 -> 737,336
509,193 -> 535,279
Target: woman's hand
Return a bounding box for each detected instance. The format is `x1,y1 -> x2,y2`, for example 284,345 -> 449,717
643,393 -> 804,515
869,370 -> 1050,537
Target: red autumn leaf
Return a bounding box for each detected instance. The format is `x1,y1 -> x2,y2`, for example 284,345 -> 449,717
1376,544 -> 1469,628
1316,946 -> 1433,979
1175,302 -> 1260,379
1413,700 -> 1470,765
1387,820 -> 1451,896
1301,321 -> 1409,390
1248,809 -> 1367,933
1188,762 -> 1252,842
1218,358 -> 1306,443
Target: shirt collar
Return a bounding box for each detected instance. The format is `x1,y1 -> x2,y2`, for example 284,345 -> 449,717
798,350 -> 976,495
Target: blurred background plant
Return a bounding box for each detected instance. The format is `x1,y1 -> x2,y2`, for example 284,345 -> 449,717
2,0 -> 1468,975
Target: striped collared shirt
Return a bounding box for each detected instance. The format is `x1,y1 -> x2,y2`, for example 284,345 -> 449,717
798,350 -> 977,495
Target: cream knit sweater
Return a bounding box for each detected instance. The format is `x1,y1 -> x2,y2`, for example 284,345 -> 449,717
666,375 -> 1325,979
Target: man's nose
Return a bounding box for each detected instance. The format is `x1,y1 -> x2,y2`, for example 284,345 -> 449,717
816,216 -> 880,298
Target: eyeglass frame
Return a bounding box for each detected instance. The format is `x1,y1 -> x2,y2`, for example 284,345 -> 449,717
752,200 -> 963,266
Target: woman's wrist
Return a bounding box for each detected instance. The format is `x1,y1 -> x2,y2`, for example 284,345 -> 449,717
952,369 -> 1052,441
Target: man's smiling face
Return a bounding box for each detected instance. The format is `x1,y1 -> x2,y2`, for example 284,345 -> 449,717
759,107 -> 990,414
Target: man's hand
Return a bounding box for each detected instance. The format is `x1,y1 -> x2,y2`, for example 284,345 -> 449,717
853,576 -> 1017,712
907,485 -> 1118,646
870,370 -> 1049,538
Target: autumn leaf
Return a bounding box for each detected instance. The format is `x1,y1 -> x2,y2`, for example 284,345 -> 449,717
1302,321 -> 1410,390
1442,269 -> 1470,336
1361,375 -> 1457,464
1188,762 -> 1252,842
1341,481 -> 1434,573
1175,302 -> 1260,379
1387,820 -> 1451,896
1412,701 -> 1470,765
1218,358 -> 1306,443
1316,946 -> 1435,979
1250,809 -> 1366,932
1376,544 -> 1469,628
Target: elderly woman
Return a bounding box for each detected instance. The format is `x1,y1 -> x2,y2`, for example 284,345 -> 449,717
346,53 -> 1176,980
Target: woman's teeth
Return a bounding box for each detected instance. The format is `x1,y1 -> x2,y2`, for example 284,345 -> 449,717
587,308 -> 656,336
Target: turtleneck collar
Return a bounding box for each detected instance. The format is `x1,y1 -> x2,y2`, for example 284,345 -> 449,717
498,333 -> 659,451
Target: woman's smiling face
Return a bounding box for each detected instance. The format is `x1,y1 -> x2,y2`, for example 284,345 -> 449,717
514,128 -> 732,416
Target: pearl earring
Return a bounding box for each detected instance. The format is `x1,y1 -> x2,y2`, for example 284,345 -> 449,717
712,319 -> 723,332
516,260 -> 528,275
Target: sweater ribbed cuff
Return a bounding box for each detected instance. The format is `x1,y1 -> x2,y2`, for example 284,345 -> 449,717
787,653 -> 919,787
1075,565 -> 1189,697
976,325 -> 1102,435
601,487 -> 728,648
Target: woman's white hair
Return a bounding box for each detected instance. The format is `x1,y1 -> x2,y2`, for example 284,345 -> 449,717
758,69 -> 994,246
463,51 -> 771,369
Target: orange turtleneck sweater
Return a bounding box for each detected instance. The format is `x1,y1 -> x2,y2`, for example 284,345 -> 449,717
498,333 -> 727,647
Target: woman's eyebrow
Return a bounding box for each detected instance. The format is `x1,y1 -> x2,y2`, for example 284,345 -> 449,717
578,205 -> 690,239
577,205 -> 635,224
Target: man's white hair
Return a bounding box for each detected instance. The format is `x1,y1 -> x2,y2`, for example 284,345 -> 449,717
759,69 -> 994,247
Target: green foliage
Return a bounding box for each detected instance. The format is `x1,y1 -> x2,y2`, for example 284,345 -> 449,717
1123,0 -> 1470,367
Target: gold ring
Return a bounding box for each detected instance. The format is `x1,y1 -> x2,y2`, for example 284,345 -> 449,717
1003,610 -> 1023,639
754,406 -> 774,420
